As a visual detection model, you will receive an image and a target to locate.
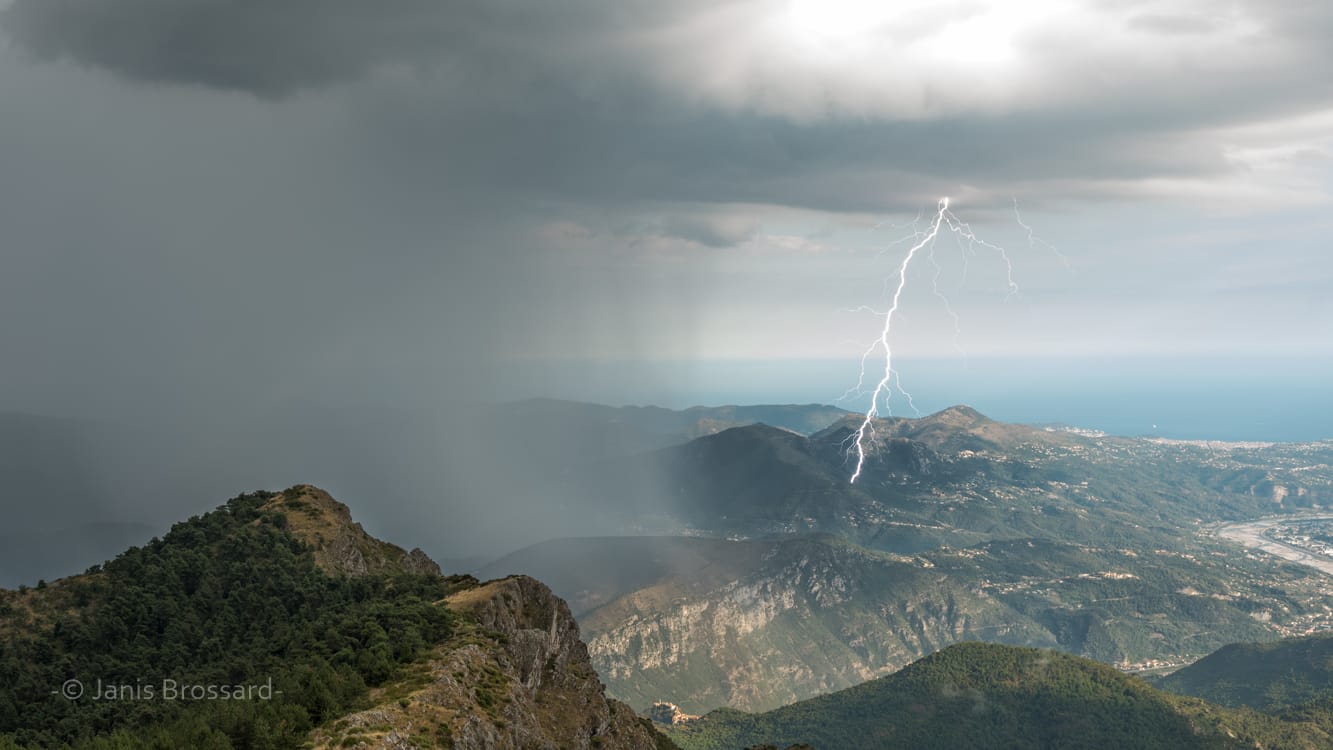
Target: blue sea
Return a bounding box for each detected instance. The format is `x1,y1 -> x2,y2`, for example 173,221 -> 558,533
516,356 -> 1333,443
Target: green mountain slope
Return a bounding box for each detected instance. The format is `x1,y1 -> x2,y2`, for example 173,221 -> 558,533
0,486 -> 458,749
664,642 -> 1333,750
1156,634 -> 1333,710
0,486 -> 672,750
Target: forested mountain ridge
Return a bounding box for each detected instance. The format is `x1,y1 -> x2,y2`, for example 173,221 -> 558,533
662,642 -> 1333,750
1155,633 -> 1333,711
0,486 -> 673,750
310,574 -> 672,750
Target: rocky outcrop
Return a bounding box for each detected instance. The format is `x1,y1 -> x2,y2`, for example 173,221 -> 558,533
647,702 -> 699,725
261,485 -> 442,577
312,575 -> 671,750
403,546 -> 443,576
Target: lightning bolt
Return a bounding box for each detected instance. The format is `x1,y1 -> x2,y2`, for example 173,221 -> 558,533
1013,197 -> 1070,268
847,197 -> 1025,484
928,234 -> 966,358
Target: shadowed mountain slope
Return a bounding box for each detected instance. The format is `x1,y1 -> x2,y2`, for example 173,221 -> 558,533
1156,633 -> 1333,711
664,642 -> 1333,750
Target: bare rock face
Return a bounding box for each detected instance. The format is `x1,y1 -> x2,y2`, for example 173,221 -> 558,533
648,702 -> 699,725
581,537 -> 1054,714
260,485 -> 443,577
403,547 -> 443,576
312,575 -> 670,750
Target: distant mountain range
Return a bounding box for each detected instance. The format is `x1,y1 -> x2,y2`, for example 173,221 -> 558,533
0,400 -> 853,587
572,404 -> 1333,546
482,402 -> 1333,713
492,398 -> 853,455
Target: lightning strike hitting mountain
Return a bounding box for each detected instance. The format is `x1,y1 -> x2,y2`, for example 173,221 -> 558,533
848,197 -> 1024,483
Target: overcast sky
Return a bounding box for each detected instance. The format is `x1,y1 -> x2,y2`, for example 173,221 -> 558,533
2,0 -> 1331,419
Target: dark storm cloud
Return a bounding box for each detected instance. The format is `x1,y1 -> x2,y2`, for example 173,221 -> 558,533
5,0 -> 1332,213
0,0 -> 711,96
1,0 -> 471,95
354,90 -> 1236,215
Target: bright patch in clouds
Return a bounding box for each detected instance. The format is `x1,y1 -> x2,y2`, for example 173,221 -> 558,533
786,0 -> 1039,67
786,0 -> 897,41
640,0 -> 1298,122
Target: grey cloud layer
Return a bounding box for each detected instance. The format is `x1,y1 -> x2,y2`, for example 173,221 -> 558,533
1,0 -> 465,95
5,0 -> 1332,212
0,0 -> 700,95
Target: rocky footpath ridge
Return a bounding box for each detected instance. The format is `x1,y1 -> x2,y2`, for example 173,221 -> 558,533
313,574 -> 672,750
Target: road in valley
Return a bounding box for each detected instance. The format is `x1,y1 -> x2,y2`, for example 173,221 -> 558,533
1218,517 -> 1333,577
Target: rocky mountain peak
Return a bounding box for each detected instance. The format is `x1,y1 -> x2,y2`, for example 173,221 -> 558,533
259,484 -> 441,577
648,701 -> 700,725
926,404 -> 991,425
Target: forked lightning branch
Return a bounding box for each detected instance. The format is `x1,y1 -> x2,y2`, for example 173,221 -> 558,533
847,197 -> 1040,483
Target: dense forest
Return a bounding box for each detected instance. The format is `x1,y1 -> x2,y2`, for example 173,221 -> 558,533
665,642 -> 1333,750
0,490 -> 463,749
1155,633 -> 1333,711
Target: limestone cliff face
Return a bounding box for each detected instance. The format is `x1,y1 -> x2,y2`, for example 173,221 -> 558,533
581,539 -> 1053,714
312,575 -> 670,750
